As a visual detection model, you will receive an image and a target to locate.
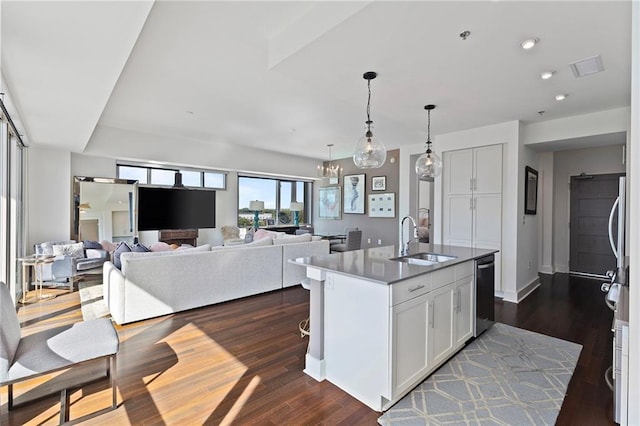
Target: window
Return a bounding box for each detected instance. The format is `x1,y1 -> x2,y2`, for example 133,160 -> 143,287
118,165 -> 148,184
0,102 -> 27,299
117,163 -> 225,189
238,176 -> 310,228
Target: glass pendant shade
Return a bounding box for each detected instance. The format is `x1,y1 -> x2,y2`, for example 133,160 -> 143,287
415,104 -> 442,179
354,71 -> 386,169
353,132 -> 387,169
415,151 -> 442,180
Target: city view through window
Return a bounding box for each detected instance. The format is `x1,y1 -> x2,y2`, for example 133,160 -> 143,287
238,176 -> 308,228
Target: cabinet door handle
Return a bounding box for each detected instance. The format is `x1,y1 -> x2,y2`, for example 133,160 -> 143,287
457,289 -> 462,313
473,177 -> 477,191
469,198 -> 473,210
429,301 -> 434,328
470,178 -> 473,191
409,284 -> 425,293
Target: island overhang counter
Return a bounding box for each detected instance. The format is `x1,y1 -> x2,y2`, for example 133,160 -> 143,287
291,243 -> 498,411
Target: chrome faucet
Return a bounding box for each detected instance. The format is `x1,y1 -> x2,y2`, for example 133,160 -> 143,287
400,215 -> 419,256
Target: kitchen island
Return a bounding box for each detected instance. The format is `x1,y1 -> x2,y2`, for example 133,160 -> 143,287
292,243 -> 498,411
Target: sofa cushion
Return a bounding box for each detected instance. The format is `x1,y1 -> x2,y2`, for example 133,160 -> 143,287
100,240 -> 118,253
36,240 -> 75,256
52,242 -> 86,259
272,233 -> 313,245
113,242 -> 132,269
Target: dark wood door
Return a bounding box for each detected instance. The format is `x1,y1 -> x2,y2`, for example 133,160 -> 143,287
569,173 -> 624,276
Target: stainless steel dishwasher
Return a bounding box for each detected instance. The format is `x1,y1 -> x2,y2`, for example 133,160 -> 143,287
474,254 -> 495,337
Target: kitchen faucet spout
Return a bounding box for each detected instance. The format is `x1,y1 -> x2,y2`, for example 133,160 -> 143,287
400,215 -> 419,256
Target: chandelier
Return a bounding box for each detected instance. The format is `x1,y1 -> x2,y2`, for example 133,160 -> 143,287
353,71 -> 386,169
318,143 -> 342,183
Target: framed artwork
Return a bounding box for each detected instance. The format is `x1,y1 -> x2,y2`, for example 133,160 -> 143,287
343,174 -> 365,214
524,166 -> 538,215
368,192 -> 395,218
371,176 -> 386,191
318,186 -> 341,219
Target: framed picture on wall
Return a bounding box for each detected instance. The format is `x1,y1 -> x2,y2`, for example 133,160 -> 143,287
368,192 -> 395,218
371,176 -> 386,191
524,166 -> 538,215
319,186 -> 341,219
343,174 -> 365,214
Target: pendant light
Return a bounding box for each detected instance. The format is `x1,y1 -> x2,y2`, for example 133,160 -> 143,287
415,104 -> 442,180
353,71 -> 386,169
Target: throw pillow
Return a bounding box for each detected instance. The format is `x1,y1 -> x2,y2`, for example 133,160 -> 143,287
113,242 -> 132,269
131,242 -> 151,253
100,240 -> 118,252
149,241 -> 173,252
83,240 -> 103,250
221,226 -> 240,242
52,242 -> 86,258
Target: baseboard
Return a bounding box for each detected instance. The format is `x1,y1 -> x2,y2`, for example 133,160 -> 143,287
555,264 -> 569,273
502,276 -> 541,304
304,354 -> 326,381
539,264 -> 554,274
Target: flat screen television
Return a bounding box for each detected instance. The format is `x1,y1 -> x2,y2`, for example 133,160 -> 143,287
138,186 -> 216,231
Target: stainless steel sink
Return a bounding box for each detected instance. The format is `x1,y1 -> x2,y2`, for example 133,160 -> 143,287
390,252 -> 457,266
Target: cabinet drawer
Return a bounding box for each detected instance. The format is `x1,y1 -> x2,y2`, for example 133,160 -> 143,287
431,266 -> 455,291
455,261 -> 474,279
392,276 -> 430,306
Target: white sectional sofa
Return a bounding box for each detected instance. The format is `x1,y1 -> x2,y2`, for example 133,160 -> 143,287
103,236 -> 329,324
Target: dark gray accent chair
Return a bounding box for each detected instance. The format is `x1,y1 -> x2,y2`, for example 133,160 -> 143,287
330,229 -> 363,253
0,282 -> 119,423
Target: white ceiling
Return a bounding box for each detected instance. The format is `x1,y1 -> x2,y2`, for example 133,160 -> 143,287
1,1 -> 631,161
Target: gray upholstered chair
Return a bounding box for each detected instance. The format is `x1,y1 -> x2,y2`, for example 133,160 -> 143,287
330,229 -> 363,253
0,282 -> 119,423
34,240 -> 110,291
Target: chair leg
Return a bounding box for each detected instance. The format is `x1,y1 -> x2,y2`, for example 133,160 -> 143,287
110,355 -> 117,409
60,388 -> 70,423
8,384 -> 13,410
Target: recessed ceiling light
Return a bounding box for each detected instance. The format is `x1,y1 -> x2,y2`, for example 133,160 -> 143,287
540,71 -> 555,80
555,94 -> 567,101
521,38 -> 539,50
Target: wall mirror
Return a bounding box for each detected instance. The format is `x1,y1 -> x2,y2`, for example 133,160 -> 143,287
72,176 -> 138,244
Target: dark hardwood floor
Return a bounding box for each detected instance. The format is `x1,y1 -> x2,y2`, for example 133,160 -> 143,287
1,273 -> 615,425
496,273 -> 615,426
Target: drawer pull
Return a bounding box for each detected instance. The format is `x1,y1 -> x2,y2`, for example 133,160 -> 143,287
409,284 -> 425,293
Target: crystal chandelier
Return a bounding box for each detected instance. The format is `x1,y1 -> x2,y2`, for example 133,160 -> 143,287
353,71 -> 386,169
415,104 -> 442,180
318,143 -> 342,183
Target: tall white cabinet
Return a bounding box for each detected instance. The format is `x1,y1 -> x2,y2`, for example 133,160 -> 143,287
443,144 -> 502,291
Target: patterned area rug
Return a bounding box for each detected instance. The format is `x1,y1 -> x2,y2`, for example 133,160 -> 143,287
378,323 -> 582,425
78,281 -> 110,321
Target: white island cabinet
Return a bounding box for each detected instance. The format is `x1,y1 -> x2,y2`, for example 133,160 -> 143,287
322,260 -> 475,411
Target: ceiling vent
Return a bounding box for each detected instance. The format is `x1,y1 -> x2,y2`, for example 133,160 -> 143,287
569,55 -> 604,78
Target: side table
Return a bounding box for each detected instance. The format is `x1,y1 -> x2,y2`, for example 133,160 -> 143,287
18,255 -> 56,304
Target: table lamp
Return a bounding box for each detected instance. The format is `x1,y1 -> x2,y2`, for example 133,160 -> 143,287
249,200 -> 264,230
290,202 -> 304,226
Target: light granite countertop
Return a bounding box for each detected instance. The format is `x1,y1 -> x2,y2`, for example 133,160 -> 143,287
291,243 -> 498,285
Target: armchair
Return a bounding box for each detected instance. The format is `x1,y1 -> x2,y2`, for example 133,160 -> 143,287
0,282 -> 119,423
35,241 -> 109,290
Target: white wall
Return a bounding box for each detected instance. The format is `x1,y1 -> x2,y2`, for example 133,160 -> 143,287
27,147 -> 71,249
538,152 -> 554,274
551,145 -> 626,272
